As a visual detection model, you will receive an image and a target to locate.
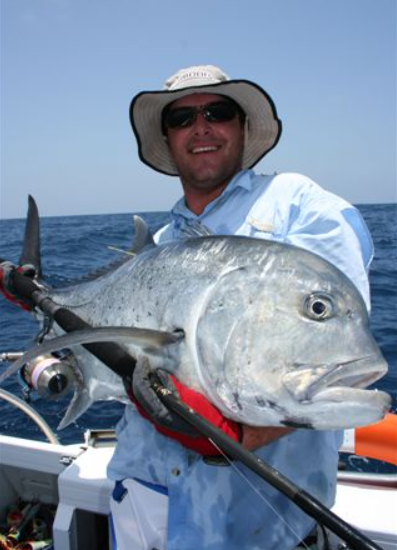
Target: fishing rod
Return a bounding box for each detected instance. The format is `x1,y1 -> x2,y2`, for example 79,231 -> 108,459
3,268 -> 382,550
1,263 -> 138,378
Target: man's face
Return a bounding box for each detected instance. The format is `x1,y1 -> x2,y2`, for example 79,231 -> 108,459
164,93 -> 245,200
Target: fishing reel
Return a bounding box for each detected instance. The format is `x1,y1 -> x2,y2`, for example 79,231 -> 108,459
19,350 -> 79,402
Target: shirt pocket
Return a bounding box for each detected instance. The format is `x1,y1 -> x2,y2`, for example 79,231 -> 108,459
246,215 -> 285,242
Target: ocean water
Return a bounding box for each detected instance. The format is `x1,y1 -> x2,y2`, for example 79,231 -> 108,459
0,204 -> 396,473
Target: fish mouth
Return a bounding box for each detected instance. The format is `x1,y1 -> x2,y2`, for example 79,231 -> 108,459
309,385 -> 389,405
283,355 -> 388,403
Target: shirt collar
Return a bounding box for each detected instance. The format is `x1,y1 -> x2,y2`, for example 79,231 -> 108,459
171,169 -> 255,221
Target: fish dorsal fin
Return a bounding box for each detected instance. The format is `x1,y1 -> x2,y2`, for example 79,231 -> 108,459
57,216 -> 156,286
131,215 -> 155,253
19,195 -> 42,277
178,219 -> 214,239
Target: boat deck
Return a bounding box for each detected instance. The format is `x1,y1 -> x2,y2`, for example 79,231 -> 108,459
1,434 -> 396,550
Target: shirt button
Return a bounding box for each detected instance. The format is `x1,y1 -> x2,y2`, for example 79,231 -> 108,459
171,468 -> 181,476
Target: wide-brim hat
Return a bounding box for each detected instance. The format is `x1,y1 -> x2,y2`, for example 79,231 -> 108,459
130,65 -> 282,176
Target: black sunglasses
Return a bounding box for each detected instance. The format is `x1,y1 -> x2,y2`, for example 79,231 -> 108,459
162,101 -> 242,131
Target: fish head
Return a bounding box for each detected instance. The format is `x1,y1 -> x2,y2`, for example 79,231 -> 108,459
196,243 -> 391,429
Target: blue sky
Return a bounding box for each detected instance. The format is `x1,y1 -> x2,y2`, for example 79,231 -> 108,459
1,0 -> 396,219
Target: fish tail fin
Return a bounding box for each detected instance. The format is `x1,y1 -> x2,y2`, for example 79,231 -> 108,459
58,389 -> 93,429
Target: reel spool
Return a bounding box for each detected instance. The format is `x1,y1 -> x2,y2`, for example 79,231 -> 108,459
21,352 -> 78,400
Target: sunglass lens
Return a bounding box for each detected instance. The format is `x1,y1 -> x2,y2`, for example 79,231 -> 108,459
164,101 -> 239,129
205,102 -> 238,122
165,107 -> 195,129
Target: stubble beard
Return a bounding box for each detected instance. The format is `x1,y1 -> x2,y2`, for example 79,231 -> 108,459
179,150 -> 244,196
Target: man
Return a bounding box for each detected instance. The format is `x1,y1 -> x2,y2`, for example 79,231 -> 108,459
108,66 -> 373,550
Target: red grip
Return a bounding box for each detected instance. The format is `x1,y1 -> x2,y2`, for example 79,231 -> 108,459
131,376 -> 241,455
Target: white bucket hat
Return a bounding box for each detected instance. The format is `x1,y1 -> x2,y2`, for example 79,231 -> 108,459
130,65 -> 282,176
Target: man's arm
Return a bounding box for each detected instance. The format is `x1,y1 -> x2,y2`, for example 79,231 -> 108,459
286,189 -> 373,310
241,425 -> 293,450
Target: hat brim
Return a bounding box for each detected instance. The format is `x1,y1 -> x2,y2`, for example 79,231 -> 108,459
130,80 -> 282,176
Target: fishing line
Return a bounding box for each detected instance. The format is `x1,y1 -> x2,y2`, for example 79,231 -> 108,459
208,438 -> 313,550
151,377 -> 381,550
107,246 -> 136,256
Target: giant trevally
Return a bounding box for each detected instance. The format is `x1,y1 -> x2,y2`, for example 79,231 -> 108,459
0,198 -> 391,430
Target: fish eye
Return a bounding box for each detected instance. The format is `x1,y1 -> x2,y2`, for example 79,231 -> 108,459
304,293 -> 335,321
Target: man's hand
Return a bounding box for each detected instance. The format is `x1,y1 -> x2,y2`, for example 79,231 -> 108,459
128,356 -> 242,456
0,261 -> 36,311
241,425 -> 294,451
131,356 -> 199,437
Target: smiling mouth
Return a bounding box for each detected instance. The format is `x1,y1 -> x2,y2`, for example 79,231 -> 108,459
191,146 -> 220,154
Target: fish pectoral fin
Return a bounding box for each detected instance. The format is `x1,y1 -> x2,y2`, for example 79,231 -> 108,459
58,389 -> 93,429
0,327 -> 184,385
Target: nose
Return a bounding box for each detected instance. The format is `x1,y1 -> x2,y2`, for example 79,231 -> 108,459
192,112 -> 213,135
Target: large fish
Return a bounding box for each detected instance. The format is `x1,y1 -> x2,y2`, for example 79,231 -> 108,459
0,198 -> 391,430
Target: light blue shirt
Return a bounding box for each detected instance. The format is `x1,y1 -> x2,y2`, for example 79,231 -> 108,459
108,170 -> 373,550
